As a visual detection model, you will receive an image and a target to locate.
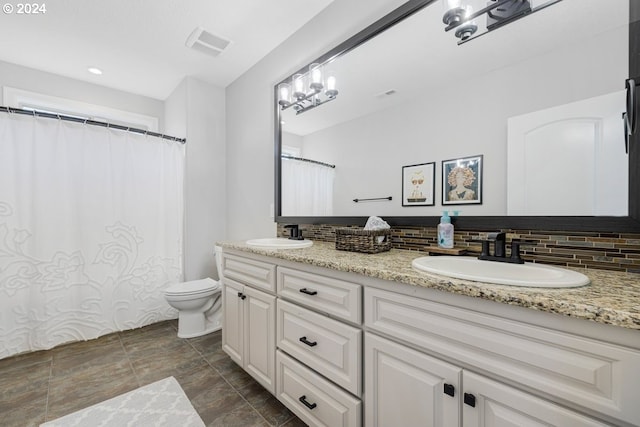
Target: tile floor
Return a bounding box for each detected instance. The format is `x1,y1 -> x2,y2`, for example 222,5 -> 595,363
0,320 -> 307,427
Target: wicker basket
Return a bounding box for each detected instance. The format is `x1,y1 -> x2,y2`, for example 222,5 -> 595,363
335,228 -> 391,254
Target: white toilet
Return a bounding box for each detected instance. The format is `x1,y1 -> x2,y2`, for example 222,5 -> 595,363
164,246 -> 224,338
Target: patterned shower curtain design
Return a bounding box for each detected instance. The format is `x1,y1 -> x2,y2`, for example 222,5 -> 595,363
0,113 -> 184,359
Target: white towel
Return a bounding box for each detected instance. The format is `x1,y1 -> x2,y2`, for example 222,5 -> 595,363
364,216 -> 390,230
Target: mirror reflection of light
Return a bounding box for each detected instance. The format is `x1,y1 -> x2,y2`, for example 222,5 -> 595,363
327,75 -> 336,91
309,63 -> 323,87
443,0 -> 462,11
279,83 -> 290,103
293,74 -> 305,98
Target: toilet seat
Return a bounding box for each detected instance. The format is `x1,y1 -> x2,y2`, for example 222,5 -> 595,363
165,278 -> 220,296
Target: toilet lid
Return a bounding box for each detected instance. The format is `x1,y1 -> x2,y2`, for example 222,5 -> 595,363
165,278 -> 220,295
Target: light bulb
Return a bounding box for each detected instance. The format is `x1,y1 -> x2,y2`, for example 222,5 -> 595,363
442,0 -> 467,25
327,76 -> 336,91
309,63 -> 323,91
278,83 -> 291,107
325,75 -> 338,98
443,0 -> 462,10
292,73 -> 305,99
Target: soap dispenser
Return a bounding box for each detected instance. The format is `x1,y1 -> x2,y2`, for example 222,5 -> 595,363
438,211 -> 454,249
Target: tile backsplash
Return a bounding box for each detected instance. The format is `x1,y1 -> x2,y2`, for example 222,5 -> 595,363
278,223 -> 640,273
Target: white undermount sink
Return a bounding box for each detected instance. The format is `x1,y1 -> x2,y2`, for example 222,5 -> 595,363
412,256 -> 590,288
245,238 -> 313,249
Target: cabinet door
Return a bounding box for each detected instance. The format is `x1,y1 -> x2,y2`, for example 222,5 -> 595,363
244,286 -> 277,394
365,332 -> 461,427
222,278 -> 244,366
462,371 -> 609,427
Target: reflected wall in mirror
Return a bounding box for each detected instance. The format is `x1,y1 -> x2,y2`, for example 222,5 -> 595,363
277,0 -> 632,224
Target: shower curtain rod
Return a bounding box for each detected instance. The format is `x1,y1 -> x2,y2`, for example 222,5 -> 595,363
281,154 -> 335,168
0,106 -> 186,144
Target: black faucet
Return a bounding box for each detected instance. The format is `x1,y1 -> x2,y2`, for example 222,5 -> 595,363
284,224 -> 304,240
477,232 -> 534,264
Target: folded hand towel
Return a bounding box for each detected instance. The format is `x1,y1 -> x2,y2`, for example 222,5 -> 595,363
364,216 -> 390,231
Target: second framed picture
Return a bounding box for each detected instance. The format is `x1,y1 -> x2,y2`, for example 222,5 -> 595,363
442,155 -> 483,205
402,162 -> 435,207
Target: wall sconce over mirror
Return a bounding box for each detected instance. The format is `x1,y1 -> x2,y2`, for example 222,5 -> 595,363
442,0 -> 562,43
278,62 -> 339,115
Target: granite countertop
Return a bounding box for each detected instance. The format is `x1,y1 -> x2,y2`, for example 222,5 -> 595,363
219,241 -> 640,330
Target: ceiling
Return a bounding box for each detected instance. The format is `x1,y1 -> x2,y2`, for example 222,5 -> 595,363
0,0 -> 334,100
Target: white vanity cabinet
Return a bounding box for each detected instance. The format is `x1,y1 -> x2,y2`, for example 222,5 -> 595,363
365,332 -> 610,426
365,286 -> 640,427
219,247 -> 640,427
221,253 -> 277,394
275,265 -> 363,427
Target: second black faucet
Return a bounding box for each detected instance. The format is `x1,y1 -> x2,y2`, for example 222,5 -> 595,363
284,224 -> 304,240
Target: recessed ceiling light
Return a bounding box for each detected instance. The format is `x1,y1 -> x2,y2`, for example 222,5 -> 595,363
87,67 -> 103,75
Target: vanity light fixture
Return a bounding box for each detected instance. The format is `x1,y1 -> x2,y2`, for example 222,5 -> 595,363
278,62 -> 338,115
442,0 -> 562,44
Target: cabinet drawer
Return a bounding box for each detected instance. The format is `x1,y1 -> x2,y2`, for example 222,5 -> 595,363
221,253 -> 276,292
365,287 -> 640,426
277,266 -> 362,324
276,350 -> 361,427
277,299 -> 361,396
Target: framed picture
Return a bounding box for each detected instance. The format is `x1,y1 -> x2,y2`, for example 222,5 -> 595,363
402,162 -> 435,207
442,155 -> 483,205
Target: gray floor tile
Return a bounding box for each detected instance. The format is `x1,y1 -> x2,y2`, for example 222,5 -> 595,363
46,371 -> 139,421
0,349 -> 52,373
0,361 -> 50,426
238,381 -> 295,426
205,401 -> 270,427
0,320 -> 306,427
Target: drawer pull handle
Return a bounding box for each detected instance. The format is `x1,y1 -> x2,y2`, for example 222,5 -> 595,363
299,395 -> 317,410
464,393 -> 476,408
443,383 -> 455,397
299,288 -> 318,296
299,336 -> 317,347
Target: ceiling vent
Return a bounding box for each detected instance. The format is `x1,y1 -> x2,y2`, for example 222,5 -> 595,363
185,27 -> 231,57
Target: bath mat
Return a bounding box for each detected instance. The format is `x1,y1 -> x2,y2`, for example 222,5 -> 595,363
40,376 -> 205,427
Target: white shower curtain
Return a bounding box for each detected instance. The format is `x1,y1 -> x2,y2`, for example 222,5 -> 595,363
281,157 -> 335,216
0,113 -> 184,359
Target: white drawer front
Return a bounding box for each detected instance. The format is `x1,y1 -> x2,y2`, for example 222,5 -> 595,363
277,266 -> 362,324
276,350 -> 361,427
365,287 -> 640,426
277,299 -> 361,396
222,253 -> 276,292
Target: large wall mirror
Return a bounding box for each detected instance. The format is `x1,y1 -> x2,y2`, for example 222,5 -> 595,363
275,0 -> 640,231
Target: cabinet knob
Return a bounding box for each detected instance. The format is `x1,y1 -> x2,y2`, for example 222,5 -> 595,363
299,395 -> 317,410
299,288 -> 318,296
443,383 -> 455,397
464,392 -> 476,407
299,336 -> 318,347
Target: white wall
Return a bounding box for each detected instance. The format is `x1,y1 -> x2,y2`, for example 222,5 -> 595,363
225,0 -> 407,240
166,77 -> 226,281
0,60 -> 164,126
